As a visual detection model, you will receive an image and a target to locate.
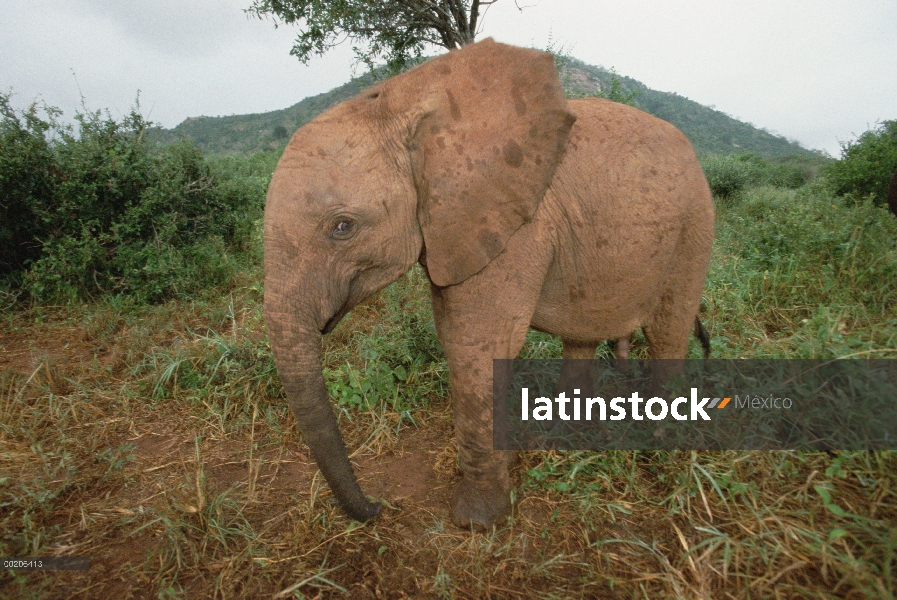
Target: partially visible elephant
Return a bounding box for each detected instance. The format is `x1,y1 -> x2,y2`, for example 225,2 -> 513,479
613,318 -> 710,361
888,168 -> 897,217
264,39 -> 715,529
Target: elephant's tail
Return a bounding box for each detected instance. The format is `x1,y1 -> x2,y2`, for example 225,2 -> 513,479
694,317 -> 711,359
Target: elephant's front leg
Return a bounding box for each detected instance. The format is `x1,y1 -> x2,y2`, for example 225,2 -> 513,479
448,356 -> 517,530
429,257 -> 548,529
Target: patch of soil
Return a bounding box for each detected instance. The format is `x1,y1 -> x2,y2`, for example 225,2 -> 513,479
356,421 -> 458,525
0,325 -> 115,378
131,432 -> 187,459
363,449 -> 435,501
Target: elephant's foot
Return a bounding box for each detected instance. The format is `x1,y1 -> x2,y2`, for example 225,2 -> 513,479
450,477 -> 512,530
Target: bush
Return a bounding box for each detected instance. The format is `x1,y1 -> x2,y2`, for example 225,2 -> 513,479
824,120 -> 897,206
0,98 -> 60,278
700,153 -> 810,198
763,157 -> 813,189
0,94 -> 267,303
700,155 -> 753,197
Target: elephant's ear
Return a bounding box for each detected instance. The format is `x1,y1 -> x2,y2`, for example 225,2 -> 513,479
403,39 -> 576,287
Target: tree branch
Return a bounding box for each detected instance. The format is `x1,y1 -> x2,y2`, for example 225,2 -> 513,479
469,0 -> 480,40
247,0 -> 495,70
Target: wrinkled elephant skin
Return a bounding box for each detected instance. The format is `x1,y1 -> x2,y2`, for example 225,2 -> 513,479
263,39 -> 715,530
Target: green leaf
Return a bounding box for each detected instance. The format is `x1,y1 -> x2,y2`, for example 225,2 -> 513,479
814,484 -> 847,517
813,484 -> 832,504
828,528 -> 849,543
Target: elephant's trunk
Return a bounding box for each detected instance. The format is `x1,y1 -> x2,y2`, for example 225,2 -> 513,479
265,298 -> 381,522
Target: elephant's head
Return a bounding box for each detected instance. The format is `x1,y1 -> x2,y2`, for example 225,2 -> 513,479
263,39 -> 576,521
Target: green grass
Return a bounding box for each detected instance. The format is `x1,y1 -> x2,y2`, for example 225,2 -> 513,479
706,184 -> 897,357
2,168 -> 896,597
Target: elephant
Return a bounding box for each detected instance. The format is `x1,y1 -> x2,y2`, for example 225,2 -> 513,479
264,39 -> 715,529
888,168 -> 897,217
612,318 -> 710,361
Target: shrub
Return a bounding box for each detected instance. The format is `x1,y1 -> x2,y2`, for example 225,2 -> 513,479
700,153 -> 810,198
0,95 -> 267,303
763,158 -> 812,189
824,120 -> 897,206
0,98 -> 60,279
700,154 -> 753,197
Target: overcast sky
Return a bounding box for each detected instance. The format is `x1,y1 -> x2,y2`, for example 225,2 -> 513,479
2,0 -> 895,156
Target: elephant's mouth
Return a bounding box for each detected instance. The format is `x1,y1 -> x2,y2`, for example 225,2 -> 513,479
321,272 -> 368,334
321,303 -> 351,335
321,313 -> 340,335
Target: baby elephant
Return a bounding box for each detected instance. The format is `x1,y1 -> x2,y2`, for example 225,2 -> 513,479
264,39 -> 715,529
614,318 -> 710,360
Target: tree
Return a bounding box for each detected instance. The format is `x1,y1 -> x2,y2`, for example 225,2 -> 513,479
246,0 -> 504,73
824,120 -> 897,207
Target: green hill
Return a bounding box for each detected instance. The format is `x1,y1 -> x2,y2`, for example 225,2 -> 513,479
154,57 -> 818,158
558,58 -> 814,157
150,71 -> 381,155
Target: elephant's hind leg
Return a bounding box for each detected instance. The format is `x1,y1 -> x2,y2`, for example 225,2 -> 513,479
563,340 -> 598,360
643,289 -> 698,359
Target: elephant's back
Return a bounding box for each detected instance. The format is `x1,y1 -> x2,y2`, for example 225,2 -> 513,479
549,97 -> 712,221
531,98 -> 714,339
563,98 -> 709,198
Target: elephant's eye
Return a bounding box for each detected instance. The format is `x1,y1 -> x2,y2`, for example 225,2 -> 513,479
331,219 -> 355,239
